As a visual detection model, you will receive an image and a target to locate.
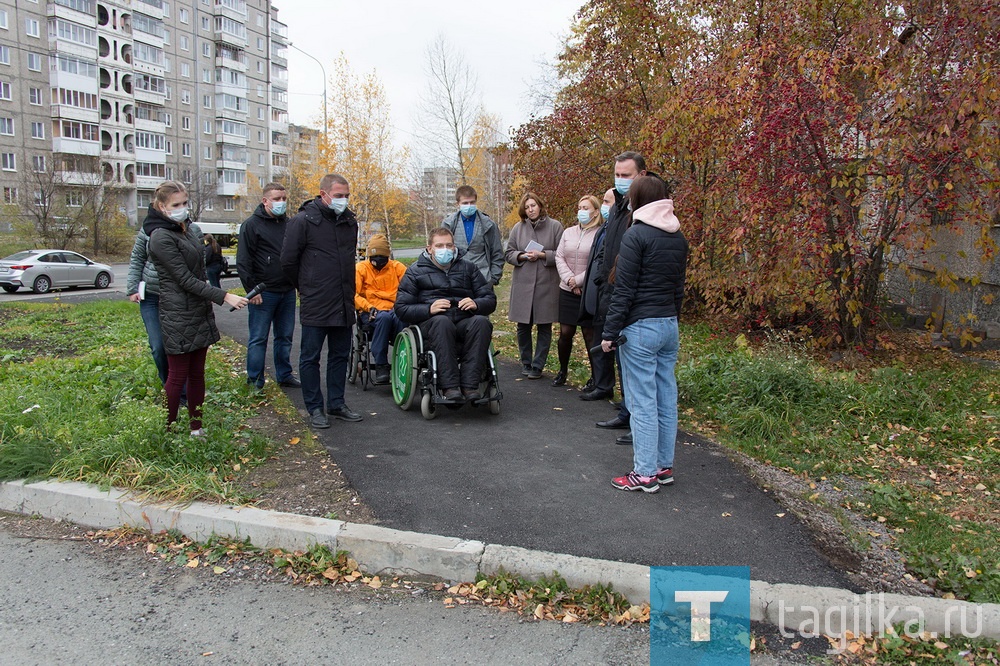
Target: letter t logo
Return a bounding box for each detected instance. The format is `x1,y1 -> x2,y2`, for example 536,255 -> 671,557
675,591 -> 729,641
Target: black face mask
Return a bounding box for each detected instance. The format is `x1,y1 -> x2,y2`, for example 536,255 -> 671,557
370,256 -> 389,270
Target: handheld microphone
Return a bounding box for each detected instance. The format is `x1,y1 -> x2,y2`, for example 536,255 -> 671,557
590,335 -> 627,354
232,282 -> 265,311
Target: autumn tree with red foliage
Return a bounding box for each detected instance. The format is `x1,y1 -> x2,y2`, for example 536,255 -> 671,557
512,0 -> 999,346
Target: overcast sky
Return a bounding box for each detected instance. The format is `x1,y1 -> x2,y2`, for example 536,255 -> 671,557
279,0 -> 583,152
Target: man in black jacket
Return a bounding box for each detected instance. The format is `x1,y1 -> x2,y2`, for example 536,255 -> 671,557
237,182 -> 299,391
580,152 -> 646,440
280,174 -> 362,429
394,228 -> 497,402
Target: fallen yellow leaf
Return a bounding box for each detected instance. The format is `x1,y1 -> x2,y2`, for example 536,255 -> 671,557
368,576 -> 382,589
289,437 -> 300,445
213,566 -> 226,574
185,558 -> 199,568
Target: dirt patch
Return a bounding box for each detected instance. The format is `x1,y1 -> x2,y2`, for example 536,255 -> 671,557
235,404 -> 378,524
731,451 -> 935,597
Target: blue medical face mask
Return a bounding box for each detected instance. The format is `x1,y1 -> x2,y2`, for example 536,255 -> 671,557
577,210 -> 591,225
434,248 -> 455,265
269,200 -> 287,216
614,177 -> 633,195
600,204 -> 611,220
459,204 -> 477,218
328,197 -> 348,214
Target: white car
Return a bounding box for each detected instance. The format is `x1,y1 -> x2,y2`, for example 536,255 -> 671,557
0,249 -> 115,294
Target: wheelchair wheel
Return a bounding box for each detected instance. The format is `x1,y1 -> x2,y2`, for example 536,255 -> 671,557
347,325 -> 362,385
391,328 -> 419,411
420,391 -> 438,420
489,389 -> 501,415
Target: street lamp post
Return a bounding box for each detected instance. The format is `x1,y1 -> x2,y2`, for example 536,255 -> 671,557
290,43 -> 328,142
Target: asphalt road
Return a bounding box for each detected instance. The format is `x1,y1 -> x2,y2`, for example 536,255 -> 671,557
209,289 -> 853,590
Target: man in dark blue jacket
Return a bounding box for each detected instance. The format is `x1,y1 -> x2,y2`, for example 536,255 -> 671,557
280,174 -> 362,429
237,182 -> 299,391
394,228 -> 497,402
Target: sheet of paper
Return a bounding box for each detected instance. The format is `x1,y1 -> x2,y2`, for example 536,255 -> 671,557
138,281 -> 146,300
525,240 -> 544,253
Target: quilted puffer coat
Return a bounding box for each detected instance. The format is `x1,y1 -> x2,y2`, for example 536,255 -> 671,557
144,205 -> 228,355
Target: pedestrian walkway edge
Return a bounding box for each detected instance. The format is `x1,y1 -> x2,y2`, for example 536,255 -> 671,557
2,479 -> 997,641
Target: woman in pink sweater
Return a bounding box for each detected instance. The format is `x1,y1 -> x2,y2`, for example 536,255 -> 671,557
552,194 -> 603,386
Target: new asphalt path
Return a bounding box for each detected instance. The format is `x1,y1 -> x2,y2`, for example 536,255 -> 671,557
210,288 -> 853,590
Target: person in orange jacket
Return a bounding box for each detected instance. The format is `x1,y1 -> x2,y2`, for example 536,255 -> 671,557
355,233 -> 407,383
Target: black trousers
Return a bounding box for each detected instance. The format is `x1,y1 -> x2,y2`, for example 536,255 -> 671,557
419,314 -> 493,390
589,316 -> 617,393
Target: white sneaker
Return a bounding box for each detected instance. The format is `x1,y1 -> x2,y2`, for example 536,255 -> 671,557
190,428 -> 205,437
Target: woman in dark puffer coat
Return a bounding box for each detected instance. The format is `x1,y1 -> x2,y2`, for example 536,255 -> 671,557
145,180 -> 248,434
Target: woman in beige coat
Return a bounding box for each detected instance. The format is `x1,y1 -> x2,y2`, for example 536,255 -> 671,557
505,192 -> 564,379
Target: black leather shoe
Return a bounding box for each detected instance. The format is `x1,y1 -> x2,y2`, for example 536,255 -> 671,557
442,388 -> 463,401
462,388 -> 482,402
309,409 -> 330,429
579,389 -> 613,401
328,405 -> 363,422
551,371 -> 567,386
374,365 -> 391,384
616,432 -> 633,445
596,416 -> 629,429
278,376 -> 302,388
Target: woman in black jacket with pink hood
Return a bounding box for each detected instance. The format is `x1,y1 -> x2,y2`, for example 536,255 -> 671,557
600,175 -> 688,493
144,180 -> 248,435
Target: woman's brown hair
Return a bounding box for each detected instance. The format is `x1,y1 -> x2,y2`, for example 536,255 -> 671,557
517,191 -> 546,220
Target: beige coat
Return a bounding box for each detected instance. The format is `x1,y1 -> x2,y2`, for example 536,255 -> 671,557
505,216 -> 564,324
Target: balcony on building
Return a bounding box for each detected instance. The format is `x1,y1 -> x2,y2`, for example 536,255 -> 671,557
214,16 -> 248,48
47,0 -> 98,29
134,103 -> 167,132
131,12 -> 165,49
270,110 -> 288,135
53,154 -> 101,186
270,19 -> 288,44
54,137 -> 101,157
52,99 -> 100,125
216,182 -> 244,197
215,44 -> 248,72
213,0 -> 247,22
132,40 -> 165,75
270,42 -> 287,66
216,148 -> 248,171
132,73 -> 165,105
270,88 -> 287,111
48,19 -> 100,61
134,0 -> 164,20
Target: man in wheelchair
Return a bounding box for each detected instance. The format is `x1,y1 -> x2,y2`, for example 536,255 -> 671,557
394,227 -> 497,402
355,233 -> 406,384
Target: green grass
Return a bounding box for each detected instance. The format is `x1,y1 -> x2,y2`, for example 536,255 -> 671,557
0,300 -> 272,503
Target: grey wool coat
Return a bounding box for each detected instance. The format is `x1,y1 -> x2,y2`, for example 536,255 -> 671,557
504,216 -> 564,324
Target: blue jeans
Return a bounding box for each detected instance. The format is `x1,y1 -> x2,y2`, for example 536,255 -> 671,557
140,293 -> 186,401
246,290 -> 296,387
365,309 -> 403,366
299,324 -> 351,413
618,317 -> 679,477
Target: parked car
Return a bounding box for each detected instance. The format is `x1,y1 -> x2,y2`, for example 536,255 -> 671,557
0,250 -> 115,294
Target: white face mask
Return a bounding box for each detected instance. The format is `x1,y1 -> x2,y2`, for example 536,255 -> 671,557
328,197 -> 348,214
168,207 -> 188,222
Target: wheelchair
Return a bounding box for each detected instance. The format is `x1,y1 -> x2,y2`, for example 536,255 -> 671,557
390,325 -> 502,420
347,313 -> 391,390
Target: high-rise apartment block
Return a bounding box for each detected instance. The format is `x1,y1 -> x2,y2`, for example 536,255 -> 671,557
0,0 -> 289,231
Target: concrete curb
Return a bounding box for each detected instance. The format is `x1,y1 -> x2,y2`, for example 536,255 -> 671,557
2,479 -> 997,641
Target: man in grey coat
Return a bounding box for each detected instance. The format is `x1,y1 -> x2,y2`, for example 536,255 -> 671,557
440,185 -> 504,286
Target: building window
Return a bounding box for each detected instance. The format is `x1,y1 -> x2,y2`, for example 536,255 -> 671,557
32,155 -> 45,172
182,116 -> 191,130
204,146 -> 212,160
60,120 -> 99,141
163,28 -> 170,45
25,18 -> 40,38
0,46 -> 8,65
182,143 -> 191,157
29,88 -> 42,105
164,56 -> 171,73
135,131 -> 166,150
256,36 -> 263,51
258,153 -> 264,166
49,19 -> 98,47
256,14 -> 263,27
165,166 -> 173,179
0,117 -> 13,135
134,42 -> 164,66
165,140 -> 172,155
3,187 -> 16,204
54,88 -> 98,110
31,122 -> 44,139
203,120 -> 212,134
136,192 -> 151,208
257,84 -> 264,98
181,89 -> 191,104
257,107 -> 263,120
224,198 -> 235,211
202,68 -> 211,83
27,53 -> 42,71
257,130 -> 264,143
202,42 -> 211,57
1,153 -> 15,171
180,35 -> 189,51
181,169 -> 191,182
66,190 -> 83,207
181,63 -> 190,77
202,94 -> 211,109
256,60 -> 263,74
0,82 -> 9,100
179,7 -> 189,23
135,162 -> 166,178
0,10 -> 8,30
164,112 -> 172,127
201,16 -> 209,31
204,199 -> 213,211
162,1 -> 170,17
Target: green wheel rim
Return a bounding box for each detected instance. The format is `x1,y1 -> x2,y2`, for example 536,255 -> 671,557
391,331 -> 415,406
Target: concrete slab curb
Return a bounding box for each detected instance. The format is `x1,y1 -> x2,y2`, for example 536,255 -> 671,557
2,480 -> 997,641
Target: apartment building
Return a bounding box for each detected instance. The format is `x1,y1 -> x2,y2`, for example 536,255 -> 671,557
0,0 -> 289,233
